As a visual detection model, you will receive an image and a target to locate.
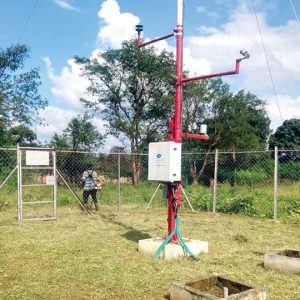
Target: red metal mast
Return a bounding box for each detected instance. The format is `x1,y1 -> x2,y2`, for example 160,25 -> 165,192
166,0 -> 184,241
136,0 -> 249,243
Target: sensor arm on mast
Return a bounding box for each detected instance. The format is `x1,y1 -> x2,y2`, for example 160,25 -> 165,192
181,133 -> 209,140
136,25 -> 174,48
182,50 -> 250,84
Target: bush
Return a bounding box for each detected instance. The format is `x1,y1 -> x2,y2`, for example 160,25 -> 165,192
235,168 -> 268,185
218,195 -> 255,215
279,161 -> 300,181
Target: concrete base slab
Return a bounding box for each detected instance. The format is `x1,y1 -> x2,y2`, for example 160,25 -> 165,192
264,249 -> 300,275
138,237 -> 208,260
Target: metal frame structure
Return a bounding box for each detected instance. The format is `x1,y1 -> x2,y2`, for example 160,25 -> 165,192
17,145 -> 57,221
136,0 -> 249,241
145,183 -> 194,212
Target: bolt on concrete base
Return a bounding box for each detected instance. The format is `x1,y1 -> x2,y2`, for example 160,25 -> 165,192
138,237 -> 208,260
264,249 -> 300,275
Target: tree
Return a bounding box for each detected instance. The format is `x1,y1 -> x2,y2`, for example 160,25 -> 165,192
269,119 -> 300,160
8,125 -> 37,146
269,119 -> 300,150
75,39 -> 176,183
51,114 -> 105,184
0,44 -> 46,147
0,44 -> 47,126
208,88 -> 271,151
181,79 -> 210,184
50,133 -> 70,150
181,78 -> 271,185
50,114 -> 105,151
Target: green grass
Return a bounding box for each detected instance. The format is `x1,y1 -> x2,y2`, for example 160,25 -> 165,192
1,205 -> 300,299
1,180 -> 300,221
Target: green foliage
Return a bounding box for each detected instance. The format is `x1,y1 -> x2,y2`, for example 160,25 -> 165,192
181,79 -> 271,185
8,125 -> 37,146
51,113 -> 105,151
0,44 -> 45,147
50,133 -> 70,149
218,195 -> 255,215
0,44 -> 47,127
58,195 -> 73,206
269,118 -> 300,150
279,161 -> 300,180
57,152 -> 99,185
235,168 -> 268,185
50,115 -> 105,184
75,39 -> 176,153
206,88 -> 271,151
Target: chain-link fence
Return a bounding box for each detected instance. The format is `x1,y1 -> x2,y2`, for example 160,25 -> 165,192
0,148 -> 17,211
0,147 -> 299,220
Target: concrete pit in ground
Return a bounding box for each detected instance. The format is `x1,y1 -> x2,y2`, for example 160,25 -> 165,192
170,274 -> 267,300
264,249 -> 300,275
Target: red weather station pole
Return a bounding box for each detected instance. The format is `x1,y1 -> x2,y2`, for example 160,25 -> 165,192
136,0 -> 249,242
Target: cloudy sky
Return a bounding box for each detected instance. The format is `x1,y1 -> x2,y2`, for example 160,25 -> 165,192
1,0 -> 300,151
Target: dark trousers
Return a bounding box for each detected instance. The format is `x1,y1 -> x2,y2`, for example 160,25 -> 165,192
83,189 -> 97,204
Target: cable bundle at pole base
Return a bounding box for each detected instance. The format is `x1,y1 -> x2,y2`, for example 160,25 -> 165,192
153,217 -> 198,260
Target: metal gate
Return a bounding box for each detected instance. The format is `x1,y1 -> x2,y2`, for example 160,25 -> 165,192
17,146 -> 57,221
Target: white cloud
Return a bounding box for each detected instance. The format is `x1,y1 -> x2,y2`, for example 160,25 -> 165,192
196,5 -> 219,18
266,94 -> 300,130
182,2 -> 300,129
186,3 -> 300,80
36,106 -> 121,152
97,0 -> 140,48
43,56 -> 89,109
36,106 -> 77,141
43,0 -> 300,149
42,0 -> 141,151
54,0 -> 80,12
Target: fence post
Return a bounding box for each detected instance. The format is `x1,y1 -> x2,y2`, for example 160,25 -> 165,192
118,152 -> 121,212
213,149 -> 219,213
17,144 -> 21,221
52,147 -> 57,219
274,146 -> 278,221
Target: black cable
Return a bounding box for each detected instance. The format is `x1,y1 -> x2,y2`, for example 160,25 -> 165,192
251,0 -> 283,123
17,0 -> 40,43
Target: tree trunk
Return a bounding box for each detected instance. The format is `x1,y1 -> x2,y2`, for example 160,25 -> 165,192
229,150 -> 236,187
189,159 -> 200,185
198,151 -> 210,182
132,154 -> 141,185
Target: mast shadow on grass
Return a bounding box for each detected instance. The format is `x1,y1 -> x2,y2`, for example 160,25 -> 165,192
101,214 -> 153,242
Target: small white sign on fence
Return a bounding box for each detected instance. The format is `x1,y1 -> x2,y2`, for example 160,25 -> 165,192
46,175 -> 55,185
26,151 -> 50,166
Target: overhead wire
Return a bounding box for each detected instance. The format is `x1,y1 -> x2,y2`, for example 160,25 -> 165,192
0,0 -> 40,132
289,0 -> 300,25
17,0 -> 40,43
251,0 -> 283,123
0,0 -> 37,80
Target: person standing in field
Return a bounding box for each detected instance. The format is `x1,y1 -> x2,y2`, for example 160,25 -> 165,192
81,164 -> 99,211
